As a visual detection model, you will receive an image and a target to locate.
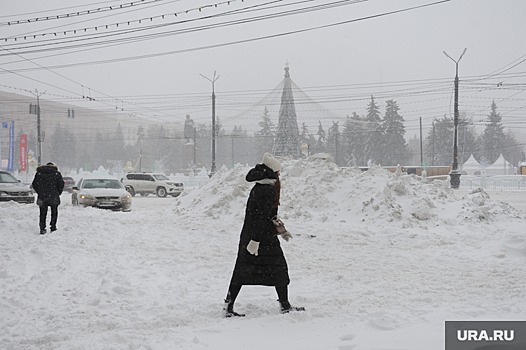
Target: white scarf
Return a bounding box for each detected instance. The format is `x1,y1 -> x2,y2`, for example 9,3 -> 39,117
255,179 -> 276,185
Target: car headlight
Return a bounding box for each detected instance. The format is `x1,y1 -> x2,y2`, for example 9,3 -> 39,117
79,194 -> 94,200
121,193 -> 132,201
0,192 -> 8,197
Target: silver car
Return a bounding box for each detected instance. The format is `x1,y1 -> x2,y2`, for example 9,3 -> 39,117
72,177 -> 132,211
0,171 -> 34,204
122,172 -> 184,198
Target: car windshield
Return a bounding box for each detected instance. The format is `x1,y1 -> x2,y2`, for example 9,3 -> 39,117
82,179 -> 123,189
0,172 -> 18,183
153,174 -> 169,180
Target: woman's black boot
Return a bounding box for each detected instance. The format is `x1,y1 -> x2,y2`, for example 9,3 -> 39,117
279,300 -> 305,314
224,300 -> 245,318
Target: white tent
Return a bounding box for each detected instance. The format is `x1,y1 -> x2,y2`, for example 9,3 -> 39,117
485,154 -> 515,175
461,154 -> 483,175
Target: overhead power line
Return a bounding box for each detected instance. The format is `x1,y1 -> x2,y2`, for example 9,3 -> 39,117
0,0 -> 245,44
0,0 -> 362,52
1,0 -> 450,70
0,0 -> 171,26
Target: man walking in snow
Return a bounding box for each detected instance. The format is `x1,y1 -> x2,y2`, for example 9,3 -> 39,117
32,162 -> 64,235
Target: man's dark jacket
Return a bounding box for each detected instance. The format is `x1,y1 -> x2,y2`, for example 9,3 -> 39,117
32,164 -> 64,206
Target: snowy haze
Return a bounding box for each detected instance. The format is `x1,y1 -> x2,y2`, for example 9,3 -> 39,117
1,155 -> 525,349
1,0 -> 525,138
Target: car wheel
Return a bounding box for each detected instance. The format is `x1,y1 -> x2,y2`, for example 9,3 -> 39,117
156,187 -> 167,197
125,186 -> 136,197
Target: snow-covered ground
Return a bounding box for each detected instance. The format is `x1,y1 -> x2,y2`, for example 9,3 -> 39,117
1,155 -> 525,350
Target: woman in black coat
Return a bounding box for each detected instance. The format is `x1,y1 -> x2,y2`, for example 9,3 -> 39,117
224,153 -> 304,317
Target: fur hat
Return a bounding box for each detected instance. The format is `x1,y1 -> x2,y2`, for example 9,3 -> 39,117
262,153 -> 281,172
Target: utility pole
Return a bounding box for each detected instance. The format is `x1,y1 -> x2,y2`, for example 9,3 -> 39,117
29,89 -> 45,166
231,135 -> 234,167
419,117 -> 423,167
200,71 -> 219,177
443,48 -> 467,189
193,127 -> 197,167
139,148 -> 142,172
432,122 -> 435,166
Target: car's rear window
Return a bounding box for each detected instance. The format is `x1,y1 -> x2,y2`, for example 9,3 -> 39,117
82,179 -> 122,189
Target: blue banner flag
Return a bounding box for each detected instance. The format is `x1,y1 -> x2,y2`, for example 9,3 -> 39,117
8,121 -> 15,171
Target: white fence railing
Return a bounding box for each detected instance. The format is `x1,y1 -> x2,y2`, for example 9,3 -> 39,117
459,176 -> 526,191
425,175 -> 526,191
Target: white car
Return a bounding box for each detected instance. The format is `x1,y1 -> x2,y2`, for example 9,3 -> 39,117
72,177 -> 132,212
0,170 -> 34,204
122,172 -> 184,198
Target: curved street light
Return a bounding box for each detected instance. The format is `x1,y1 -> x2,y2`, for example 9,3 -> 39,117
443,48 -> 467,189
200,71 -> 220,177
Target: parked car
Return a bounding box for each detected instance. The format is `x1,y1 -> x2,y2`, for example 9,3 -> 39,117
63,176 -> 76,193
0,170 -> 34,204
72,177 -> 132,211
121,172 -> 184,198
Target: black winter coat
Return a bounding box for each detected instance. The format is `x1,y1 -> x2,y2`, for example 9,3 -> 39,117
32,165 -> 64,206
229,164 -> 290,286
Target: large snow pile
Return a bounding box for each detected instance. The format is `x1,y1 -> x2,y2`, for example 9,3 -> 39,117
172,154 -> 522,228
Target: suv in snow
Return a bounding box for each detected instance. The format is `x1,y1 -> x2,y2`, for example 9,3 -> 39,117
121,173 -> 184,198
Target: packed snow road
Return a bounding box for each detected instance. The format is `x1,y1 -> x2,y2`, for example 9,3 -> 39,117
2,158 -> 525,350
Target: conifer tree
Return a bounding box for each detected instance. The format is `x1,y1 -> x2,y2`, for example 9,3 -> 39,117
256,106 -> 275,159
327,121 -> 342,165
364,96 -> 383,164
424,115 -> 478,167
425,116 -> 453,166
315,121 -> 327,154
381,100 -> 409,165
476,101 -> 506,164
342,112 -> 368,166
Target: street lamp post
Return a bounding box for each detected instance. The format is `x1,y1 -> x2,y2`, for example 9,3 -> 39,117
443,48 -> 467,189
29,89 -> 45,166
200,71 -> 219,177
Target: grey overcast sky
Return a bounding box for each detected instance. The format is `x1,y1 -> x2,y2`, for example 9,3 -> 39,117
1,0 -> 525,137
